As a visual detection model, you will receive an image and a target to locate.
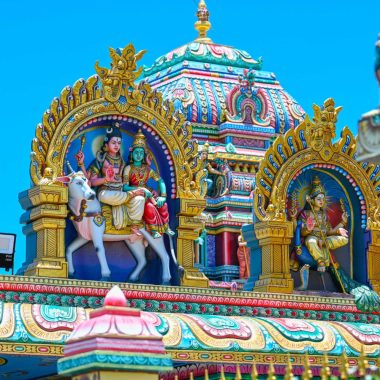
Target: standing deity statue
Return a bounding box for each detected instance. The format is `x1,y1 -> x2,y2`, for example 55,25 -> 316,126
75,123 -> 145,230
123,129 -> 174,239
197,143 -> 225,196
237,232 -> 250,279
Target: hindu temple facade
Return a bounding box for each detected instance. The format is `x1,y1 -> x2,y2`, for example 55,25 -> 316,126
1,1 -> 379,379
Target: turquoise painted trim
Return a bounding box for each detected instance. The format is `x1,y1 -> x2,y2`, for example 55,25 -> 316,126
58,351 -> 173,376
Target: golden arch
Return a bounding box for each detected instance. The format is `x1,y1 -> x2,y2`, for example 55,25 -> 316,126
24,44 -> 209,287
254,100 -> 380,293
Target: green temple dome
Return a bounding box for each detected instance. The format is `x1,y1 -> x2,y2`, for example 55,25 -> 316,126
142,1 -> 304,140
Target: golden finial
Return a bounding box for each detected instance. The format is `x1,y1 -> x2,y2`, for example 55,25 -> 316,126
190,372 -> 194,380
220,366 -> 226,380
204,368 -> 209,380
174,375 -> 178,380
320,352 -> 331,380
235,364 -> 242,380
358,345 -> 368,377
284,354 -> 293,380
339,351 -> 349,380
301,354 -> 312,380
194,0 -> 212,43
267,362 -> 276,380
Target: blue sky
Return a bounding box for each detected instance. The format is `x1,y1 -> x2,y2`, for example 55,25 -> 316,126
0,0 -> 379,272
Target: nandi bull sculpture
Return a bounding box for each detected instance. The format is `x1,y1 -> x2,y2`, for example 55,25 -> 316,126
57,168 -> 177,284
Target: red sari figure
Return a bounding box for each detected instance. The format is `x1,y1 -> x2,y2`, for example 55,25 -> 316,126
123,129 -> 174,238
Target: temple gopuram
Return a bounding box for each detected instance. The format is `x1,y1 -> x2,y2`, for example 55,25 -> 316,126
0,1 -> 379,379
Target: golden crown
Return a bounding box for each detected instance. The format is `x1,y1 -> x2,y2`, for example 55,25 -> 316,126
132,129 -> 146,149
309,176 -> 325,198
312,98 -> 342,124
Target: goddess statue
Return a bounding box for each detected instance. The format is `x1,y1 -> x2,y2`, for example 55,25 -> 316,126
290,176 -> 349,290
75,123 -> 145,230
122,129 -> 174,239
297,176 -> 348,271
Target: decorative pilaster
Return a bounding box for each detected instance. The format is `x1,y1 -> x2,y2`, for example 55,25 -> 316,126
58,286 -> 172,379
368,228 -> 380,293
253,220 -> 294,294
177,198 -> 209,287
242,223 -> 260,291
19,185 -> 68,278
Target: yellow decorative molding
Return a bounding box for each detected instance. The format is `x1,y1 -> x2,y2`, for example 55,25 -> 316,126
177,198 -> 209,288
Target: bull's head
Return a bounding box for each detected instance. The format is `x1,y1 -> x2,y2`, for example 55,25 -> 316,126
56,163 -> 96,202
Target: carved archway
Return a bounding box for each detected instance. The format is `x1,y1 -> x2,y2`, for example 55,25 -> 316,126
21,43 -> 208,287
254,98 -> 380,293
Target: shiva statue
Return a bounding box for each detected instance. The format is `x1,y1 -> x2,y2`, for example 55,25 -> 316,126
290,176 -> 348,290
75,123 -> 145,230
123,129 -> 174,239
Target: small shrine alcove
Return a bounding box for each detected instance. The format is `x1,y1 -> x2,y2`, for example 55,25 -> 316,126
250,98 -> 380,296
19,43 -> 209,287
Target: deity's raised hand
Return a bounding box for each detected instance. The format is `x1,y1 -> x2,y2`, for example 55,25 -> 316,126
75,151 -> 85,165
105,166 -> 115,182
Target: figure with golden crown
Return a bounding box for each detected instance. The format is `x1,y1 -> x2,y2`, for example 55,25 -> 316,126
289,176 -> 349,290
75,123 -> 146,230
122,129 -> 175,239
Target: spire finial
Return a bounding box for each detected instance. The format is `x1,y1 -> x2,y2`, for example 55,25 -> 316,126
194,0 -> 212,43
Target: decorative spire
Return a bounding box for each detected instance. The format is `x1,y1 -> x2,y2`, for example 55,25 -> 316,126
57,285 -> 172,377
194,0 -> 212,43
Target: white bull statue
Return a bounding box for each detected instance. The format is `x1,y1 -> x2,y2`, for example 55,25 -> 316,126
57,170 -> 177,284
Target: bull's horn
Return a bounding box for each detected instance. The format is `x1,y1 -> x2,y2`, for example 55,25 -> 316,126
66,161 -> 75,175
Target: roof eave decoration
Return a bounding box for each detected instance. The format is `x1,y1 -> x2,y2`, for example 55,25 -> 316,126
142,47 -> 263,78
29,43 -> 206,200
254,98 -> 380,228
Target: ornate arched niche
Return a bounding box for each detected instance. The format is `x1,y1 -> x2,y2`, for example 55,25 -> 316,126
252,98 -> 380,294
19,43 -> 208,287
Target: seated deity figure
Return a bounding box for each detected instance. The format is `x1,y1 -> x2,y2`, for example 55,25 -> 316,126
122,129 -> 174,239
75,123 -> 145,230
289,176 -> 349,291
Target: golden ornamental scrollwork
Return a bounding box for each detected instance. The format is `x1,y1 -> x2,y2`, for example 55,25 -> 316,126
30,75 -> 103,185
29,42 -> 206,200
95,43 -> 146,113
254,97 -> 380,225
308,98 -> 342,161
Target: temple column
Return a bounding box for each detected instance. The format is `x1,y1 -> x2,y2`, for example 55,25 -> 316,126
242,223 -> 260,291
18,185 -> 68,278
253,220 -> 294,294
177,198 -> 209,287
368,228 -> 380,293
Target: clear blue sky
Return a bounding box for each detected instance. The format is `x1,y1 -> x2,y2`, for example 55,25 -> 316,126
0,0 -> 379,272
